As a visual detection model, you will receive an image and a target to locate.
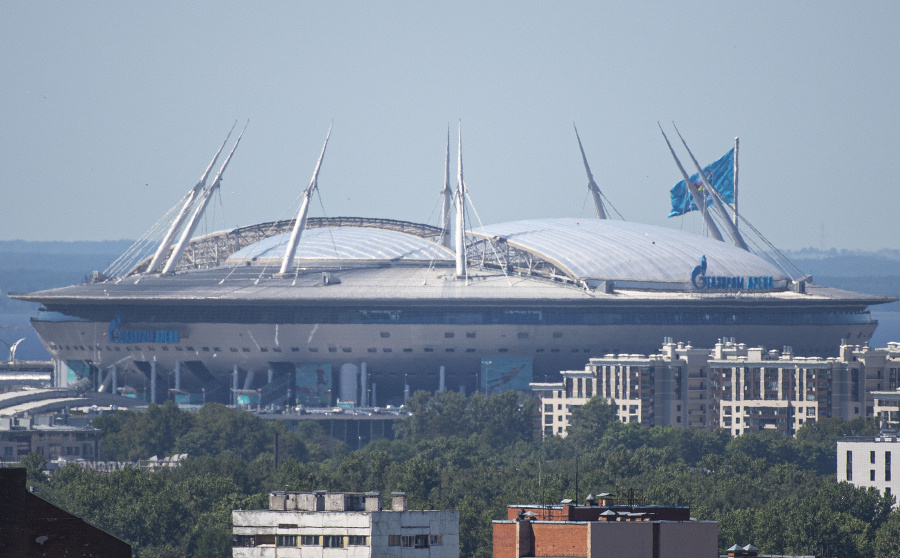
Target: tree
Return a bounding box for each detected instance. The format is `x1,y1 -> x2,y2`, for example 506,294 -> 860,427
565,397 -> 618,447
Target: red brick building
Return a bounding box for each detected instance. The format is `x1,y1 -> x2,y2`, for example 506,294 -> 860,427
493,498 -> 716,558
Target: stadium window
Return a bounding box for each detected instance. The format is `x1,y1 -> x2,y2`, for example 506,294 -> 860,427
309,348 -> 318,352
536,348 -> 545,353
368,348 -> 377,353
466,348 -> 476,352
551,349 -> 560,353
342,347 -> 352,353
161,346 -> 169,351
424,348 -> 434,352
291,347 -> 300,352
499,348 -> 508,353
328,347 -> 337,353
466,332 -> 476,338
380,332 -> 390,338
272,347 -> 281,352
186,346 -> 194,351
518,332 -> 529,339
383,348 -> 392,353
202,347 -> 210,352
553,331 -> 563,338
148,346 -> 155,351
444,332 -> 455,338
242,348 -> 250,352
173,347 -> 181,351
260,347 -> 269,352
403,348 -> 413,353
445,348 -> 455,352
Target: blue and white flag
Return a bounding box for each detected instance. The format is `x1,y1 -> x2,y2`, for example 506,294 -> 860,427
668,149 -> 735,217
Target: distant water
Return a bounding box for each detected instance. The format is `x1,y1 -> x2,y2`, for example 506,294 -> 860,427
2,311 -> 899,364
871,311 -> 900,347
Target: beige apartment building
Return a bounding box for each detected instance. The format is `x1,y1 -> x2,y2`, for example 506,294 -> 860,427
534,340 -> 900,438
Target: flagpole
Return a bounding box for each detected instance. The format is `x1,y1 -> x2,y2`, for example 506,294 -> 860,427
733,137 -> 739,230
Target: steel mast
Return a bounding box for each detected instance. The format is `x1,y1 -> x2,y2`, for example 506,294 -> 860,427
146,124 -> 235,274
573,124 -> 607,219
278,125 -> 332,275
440,127 -> 453,248
455,123 -> 467,278
658,123 -> 724,242
161,122 -> 248,275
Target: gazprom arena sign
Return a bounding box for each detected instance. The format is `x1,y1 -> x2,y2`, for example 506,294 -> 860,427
108,313 -> 179,344
691,255 -> 774,291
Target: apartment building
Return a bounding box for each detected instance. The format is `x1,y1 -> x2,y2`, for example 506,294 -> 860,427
233,491 -> 459,558
535,340 -> 900,438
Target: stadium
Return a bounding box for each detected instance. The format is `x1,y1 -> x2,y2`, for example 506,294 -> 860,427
12,129 -> 894,407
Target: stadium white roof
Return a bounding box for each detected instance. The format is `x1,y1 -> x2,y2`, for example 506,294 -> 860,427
470,218 -> 787,284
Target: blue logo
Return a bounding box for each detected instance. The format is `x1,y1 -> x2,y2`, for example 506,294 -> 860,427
691,256 -> 773,291
108,312 -> 179,344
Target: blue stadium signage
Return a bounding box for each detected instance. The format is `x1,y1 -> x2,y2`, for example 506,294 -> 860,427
108,313 -> 179,344
691,255 -> 773,290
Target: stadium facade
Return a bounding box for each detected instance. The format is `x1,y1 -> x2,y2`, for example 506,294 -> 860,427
11,130 -> 895,407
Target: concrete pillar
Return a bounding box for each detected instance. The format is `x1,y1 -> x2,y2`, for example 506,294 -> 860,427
371,383 -> 377,408
233,365 -> 240,406
404,382 -> 410,402
243,369 -> 255,390
360,362 -> 368,407
439,365 -> 446,391
268,368 -> 274,384
111,364 -> 117,395
174,360 -> 181,391
150,359 -> 157,404
459,384 -> 465,395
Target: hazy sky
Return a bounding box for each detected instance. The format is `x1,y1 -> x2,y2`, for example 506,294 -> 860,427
2,1 -> 898,250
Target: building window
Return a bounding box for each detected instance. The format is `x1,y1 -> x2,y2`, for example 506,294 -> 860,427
847,451 -> 853,481
301,535 -> 320,546
277,535 -> 297,547
323,536 -> 344,548
887,452 -> 892,482
348,536 -> 368,546
389,535 -> 401,546
233,535 -> 256,547
871,470 -> 876,481
414,535 -> 430,548
872,451 -> 877,464
430,535 -> 443,546
401,536 -> 414,548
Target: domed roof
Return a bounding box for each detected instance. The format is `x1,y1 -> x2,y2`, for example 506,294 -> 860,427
227,226 -> 453,264
470,218 -> 787,284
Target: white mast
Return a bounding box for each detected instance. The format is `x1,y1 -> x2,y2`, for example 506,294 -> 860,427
573,124 -> 607,219
733,137 -> 739,230
672,125 -> 748,251
658,123 -> 724,242
161,122 -> 248,275
440,127 -> 452,248
278,125 -> 332,275
146,124 -> 235,274
455,123 -> 466,278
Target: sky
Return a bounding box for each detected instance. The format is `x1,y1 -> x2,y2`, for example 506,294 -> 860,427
1,1 -> 898,250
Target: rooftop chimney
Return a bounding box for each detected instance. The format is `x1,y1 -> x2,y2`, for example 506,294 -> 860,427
391,492 -> 408,512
